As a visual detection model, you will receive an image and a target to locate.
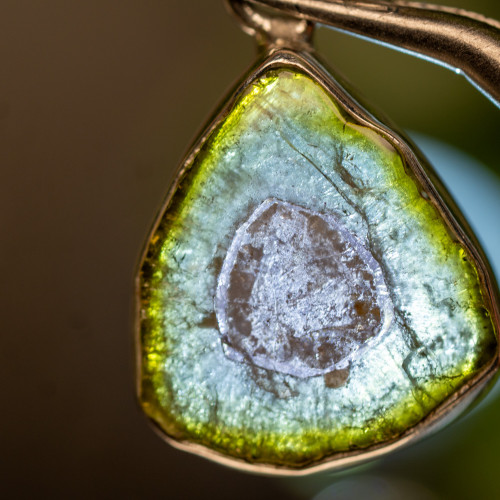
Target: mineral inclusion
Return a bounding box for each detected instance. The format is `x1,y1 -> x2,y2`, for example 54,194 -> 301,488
139,68 -> 497,469
216,198 -> 393,378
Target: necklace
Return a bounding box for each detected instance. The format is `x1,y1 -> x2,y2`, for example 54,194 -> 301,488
136,0 -> 500,474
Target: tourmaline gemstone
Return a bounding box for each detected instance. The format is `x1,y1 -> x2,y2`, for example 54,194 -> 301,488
138,66 -> 497,469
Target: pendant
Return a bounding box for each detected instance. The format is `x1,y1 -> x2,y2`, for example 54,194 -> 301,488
136,1 -> 500,474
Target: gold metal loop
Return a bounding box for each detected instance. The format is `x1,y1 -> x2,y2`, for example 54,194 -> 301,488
227,0 -> 500,108
224,0 -> 314,50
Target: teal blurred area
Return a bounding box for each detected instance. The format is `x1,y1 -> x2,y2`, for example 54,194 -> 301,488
0,1 -> 499,498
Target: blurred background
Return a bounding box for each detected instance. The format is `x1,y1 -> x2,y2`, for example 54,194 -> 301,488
1,1 -> 499,498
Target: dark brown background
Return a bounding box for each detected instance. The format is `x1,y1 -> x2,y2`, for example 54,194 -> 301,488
1,1 -> 499,498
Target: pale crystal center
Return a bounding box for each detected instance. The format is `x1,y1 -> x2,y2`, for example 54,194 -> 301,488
216,198 -> 394,377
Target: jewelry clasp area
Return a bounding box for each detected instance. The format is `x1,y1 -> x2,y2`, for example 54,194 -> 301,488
227,0 -> 500,107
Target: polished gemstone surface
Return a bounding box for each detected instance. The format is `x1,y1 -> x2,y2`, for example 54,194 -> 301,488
139,67 -> 497,469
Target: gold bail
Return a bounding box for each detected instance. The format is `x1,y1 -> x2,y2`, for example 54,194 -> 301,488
225,0 -> 314,50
